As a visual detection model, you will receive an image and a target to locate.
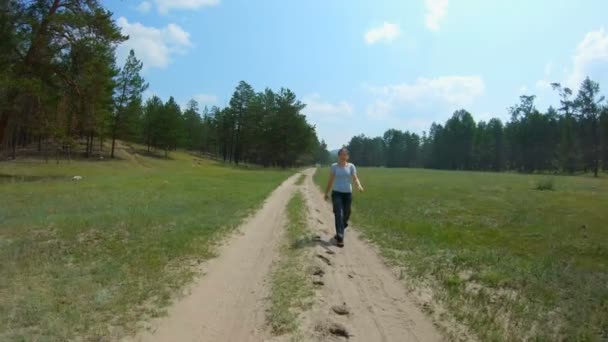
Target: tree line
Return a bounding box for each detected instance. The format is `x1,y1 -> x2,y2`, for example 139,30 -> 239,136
138,81 -> 330,167
0,0 -> 328,167
347,77 -> 608,176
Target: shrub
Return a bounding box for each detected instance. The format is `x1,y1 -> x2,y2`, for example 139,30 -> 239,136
535,177 -> 555,191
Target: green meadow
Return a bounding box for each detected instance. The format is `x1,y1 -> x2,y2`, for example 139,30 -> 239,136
315,167 -> 608,341
0,152 -> 291,341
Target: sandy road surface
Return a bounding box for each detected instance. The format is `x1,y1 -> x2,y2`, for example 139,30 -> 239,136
125,169 -> 443,342
291,172 -> 443,342
125,170 -> 312,342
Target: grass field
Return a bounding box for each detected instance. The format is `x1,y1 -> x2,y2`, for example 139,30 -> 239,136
0,150 -> 292,341
315,168 -> 608,341
268,189 -> 313,338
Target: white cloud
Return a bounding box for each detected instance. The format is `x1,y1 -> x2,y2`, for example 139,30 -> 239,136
165,23 -> 192,47
366,100 -> 392,120
425,0 -> 449,32
534,61 -> 555,91
364,22 -> 401,45
519,85 -> 529,94
193,94 -> 218,106
116,17 -> 192,70
136,1 -> 151,13
535,80 -> 552,91
567,27 -> 608,89
534,28 -> 608,92
154,0 -> 219,14
369,76 -> 484,107
301,94 -> 356,149
303,94 -> 353,123
365,76 -> 485,121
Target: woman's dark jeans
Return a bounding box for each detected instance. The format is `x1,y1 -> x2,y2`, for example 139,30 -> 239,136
331,191 -> 352,240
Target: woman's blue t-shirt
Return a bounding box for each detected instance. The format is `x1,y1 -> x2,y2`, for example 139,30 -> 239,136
331,162 -> 357,193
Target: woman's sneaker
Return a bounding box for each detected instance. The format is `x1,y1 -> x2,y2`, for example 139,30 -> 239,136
336,235 -> 344,248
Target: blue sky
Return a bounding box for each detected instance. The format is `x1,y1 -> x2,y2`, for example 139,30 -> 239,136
105,0 -> 608,149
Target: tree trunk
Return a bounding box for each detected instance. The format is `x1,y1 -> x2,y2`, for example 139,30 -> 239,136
110,113 -> 118,158
234,121 -> 241,165
228,127 -> 236,163
594,162 -> 599,177
89,131 -> 94,157
11,130 -> 16,160
593,119 -> 600,177
86,134 -> 91,158
23,0 -> 62,66
594,143 -> 600,177
1,0 -> 60,152
0,113 -> 8,148
111,134 -> 117,158
110,112 -> 119,158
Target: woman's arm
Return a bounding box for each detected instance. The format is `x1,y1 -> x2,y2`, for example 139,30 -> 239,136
324,172 -> 336,200
353,174 -> 364,192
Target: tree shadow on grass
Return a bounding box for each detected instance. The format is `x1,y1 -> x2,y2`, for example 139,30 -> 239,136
130,148 -> 174,160
0,174 -> 66,183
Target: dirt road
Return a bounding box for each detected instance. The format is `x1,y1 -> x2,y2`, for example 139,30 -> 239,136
295,172 -> 443,342
125,169 -> 443,342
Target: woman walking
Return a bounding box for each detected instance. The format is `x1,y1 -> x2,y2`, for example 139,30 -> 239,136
324,148 -> 364,247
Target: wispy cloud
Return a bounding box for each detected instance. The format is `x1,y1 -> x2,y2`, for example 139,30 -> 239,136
368,76 -> 485,108
366,100 -> 392,120
301,94 -> 356,149
424,0 -> 449,32
303,94 -> 353,123
154,0 -> 219,14
117,17 -> 193,70
534,28 -> 608,92
364,22 -> 401,45
193,94 -> 218,106
567,27 -> 608,89
534,61 -> 554,91
359,76 -> 485,136
136,1 -> 151,13
365,75 -> 485,126
535,80 -> 552,91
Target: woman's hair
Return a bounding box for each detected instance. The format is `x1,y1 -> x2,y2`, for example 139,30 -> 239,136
338,147 -> 349,156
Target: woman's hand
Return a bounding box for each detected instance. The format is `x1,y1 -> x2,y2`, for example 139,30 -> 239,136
353,175 -> 364,192
325,172 -> 336,202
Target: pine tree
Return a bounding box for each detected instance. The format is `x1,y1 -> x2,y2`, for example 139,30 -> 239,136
111,50 -> 148,158
573,77 -> 605,177
182,100 -> 203,150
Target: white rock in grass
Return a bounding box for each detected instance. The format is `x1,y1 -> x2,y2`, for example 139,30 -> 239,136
72,176 -> 83,181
